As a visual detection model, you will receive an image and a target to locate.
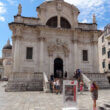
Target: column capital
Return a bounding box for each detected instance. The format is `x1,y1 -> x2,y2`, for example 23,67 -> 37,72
57,15 -> 61,28
12,35 -> 22,41
38,37 -> 46,41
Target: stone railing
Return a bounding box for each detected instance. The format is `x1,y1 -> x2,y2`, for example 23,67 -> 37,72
14,16 -> 40,25
43,72 -> 50,93
82,73 -> 92,90
78,23 -> 97,30
6,72 -> 44,92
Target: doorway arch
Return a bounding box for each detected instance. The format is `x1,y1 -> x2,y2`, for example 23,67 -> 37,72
54,58 -> 63,78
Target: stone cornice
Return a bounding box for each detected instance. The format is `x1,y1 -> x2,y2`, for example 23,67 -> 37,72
9,22 -> 101,33
14,15 -> 40,20
12,35 -> 22,41
9,22 -> 74,33
72,40 -> 97,45
9,22 -> 102,41
78,23 -> 97,25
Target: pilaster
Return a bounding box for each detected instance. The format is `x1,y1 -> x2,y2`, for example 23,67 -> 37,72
72,31 -> 78,70
38,37 -> 46,72
13,36 -> 22,72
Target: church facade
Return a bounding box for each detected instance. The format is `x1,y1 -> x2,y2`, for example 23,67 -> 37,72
8,0 -> 102,78
3,0 -> 103,87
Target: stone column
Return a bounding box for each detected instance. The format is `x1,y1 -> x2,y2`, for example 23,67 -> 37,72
93,41 -> 99,73
13,36 -> 21,72
72,32 -> 78,71
58,15 -> 61,28
92,32 -> 99,73
38,37 -> 45,72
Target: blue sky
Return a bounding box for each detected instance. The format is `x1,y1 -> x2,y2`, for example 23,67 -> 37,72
0,0 -> 110,57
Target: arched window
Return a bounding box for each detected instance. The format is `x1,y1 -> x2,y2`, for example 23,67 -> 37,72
46,16 -> 57,28
60,17 -> 71,29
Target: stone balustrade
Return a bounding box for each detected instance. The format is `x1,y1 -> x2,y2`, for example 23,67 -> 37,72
14,16 -> 40,25
84,73 -> 110,89
5,72 -> 43,92
43,72 -> 50,93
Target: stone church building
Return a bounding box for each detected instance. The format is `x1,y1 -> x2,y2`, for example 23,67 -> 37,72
2,0 -> 104,91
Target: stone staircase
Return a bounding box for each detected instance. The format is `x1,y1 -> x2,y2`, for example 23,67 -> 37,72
5,72 -> 43,92
84,73 -> 110,89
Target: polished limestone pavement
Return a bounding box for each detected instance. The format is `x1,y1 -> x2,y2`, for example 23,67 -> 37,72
0,82 -> 110,110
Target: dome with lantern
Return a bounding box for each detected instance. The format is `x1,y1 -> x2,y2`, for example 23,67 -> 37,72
3,39 -> 12,50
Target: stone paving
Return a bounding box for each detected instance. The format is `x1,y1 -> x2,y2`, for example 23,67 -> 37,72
0,82 -> 110,110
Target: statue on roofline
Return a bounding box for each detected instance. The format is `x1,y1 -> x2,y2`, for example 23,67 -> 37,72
17,4 -> 22,16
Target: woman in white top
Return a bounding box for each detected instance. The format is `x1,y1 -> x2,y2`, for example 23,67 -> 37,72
55,78 -> 60,94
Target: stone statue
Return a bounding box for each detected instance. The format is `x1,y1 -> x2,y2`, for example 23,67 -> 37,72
18,4 -> 22,16
93,14 -> 96,24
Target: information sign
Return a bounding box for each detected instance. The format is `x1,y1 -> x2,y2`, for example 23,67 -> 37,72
62,80 -> 78,110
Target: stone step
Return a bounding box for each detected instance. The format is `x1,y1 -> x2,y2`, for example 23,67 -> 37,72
84,73 -> 110,89
5,72 -> 44,92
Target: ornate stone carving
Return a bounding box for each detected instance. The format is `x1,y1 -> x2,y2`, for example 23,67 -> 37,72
48,38 -> 69,57
56,2 -> 62,11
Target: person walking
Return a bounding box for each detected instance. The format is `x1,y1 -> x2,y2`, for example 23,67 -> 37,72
90,81 -> 98,110
55,78 -> 60,94
50,74 -> 54,93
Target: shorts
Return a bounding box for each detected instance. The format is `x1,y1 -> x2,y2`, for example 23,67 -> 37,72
56,85 -> 60,90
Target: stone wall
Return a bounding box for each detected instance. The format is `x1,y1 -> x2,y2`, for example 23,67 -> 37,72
6,72 -> 43,92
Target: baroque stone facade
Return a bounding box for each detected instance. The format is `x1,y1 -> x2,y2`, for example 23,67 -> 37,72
3,0 -> 104,91
9,0 -> 102,77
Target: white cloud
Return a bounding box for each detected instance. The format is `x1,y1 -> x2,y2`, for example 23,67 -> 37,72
64,0 -> 107,23
0,2 -> 6,22
0,2 -> 6,14
6,0 -> 17,5
0,16 -> 5,21
0,2 -> 4,6
82,19 -> 88,23
0,6 -> 6,14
